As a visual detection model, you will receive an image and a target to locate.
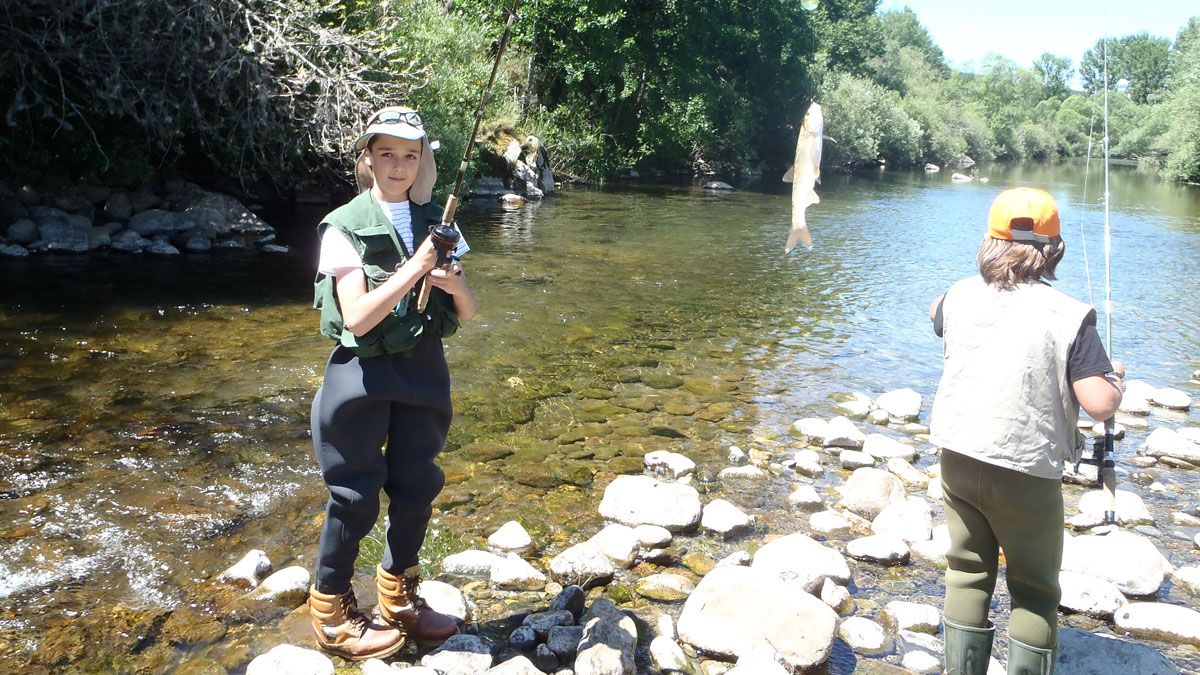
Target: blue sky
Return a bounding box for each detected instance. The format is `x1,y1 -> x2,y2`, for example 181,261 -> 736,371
877,0 -> 1198,75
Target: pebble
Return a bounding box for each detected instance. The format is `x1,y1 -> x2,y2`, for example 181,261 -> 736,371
838,393 -> 873,418
837,467 -> 908,519
717,465 -> 767,479
597,475 -> 703,531
486,656 -> 542,675
549,585 -> 586,621
868,408 -> 891,425
588,523 -> 640,566
871,497 -> 933,544
727,445 -> 747,464
886,457 -> 929,487
911,524 -> 951,565
443,549 -> 504,577
862,434 -> 919,460
634,524 -> 673,549
819,578 -> 854,616
217,549 -> 271,588
487,521 -> 533,554
510,625 -> 537,650
823,416 -> 866,449
491,554 -> 546,590
244,566 -> 309,606
546,625 -> 583,661
635,573 -> 696,601
1171,567 -> 1200,596
787,485 -> 823,510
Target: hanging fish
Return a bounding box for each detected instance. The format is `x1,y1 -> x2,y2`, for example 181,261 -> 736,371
800,0 -> 819,10
781,101 -> 823,252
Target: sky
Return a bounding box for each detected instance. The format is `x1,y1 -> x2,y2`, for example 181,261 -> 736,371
877,0 -> 1198,76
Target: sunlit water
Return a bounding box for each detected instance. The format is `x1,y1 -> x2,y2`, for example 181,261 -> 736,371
1,163 -> 1197,672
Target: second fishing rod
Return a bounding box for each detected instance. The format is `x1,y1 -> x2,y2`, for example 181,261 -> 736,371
415,0 -> 522,313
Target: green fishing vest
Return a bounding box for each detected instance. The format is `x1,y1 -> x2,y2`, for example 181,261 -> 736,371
312,191 -> 459,357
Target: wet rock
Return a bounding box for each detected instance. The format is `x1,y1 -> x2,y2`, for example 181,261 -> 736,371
104,192 -> 133,220
872,497 -> 933,543
463,441 -> 516,463
533,643 -> 559,671
862,434 -> 919,461
635,573 -> 695,601
642,373 -> 685,389
634,524 -> 673,549
547,624 -> 584,660
869,408 -> 891,425
701,499 -> 754,538
1172,567 -> 1200,596
487,655 -> 543,674
598,475 -> 703,532
261,244 -> 290,254
882,601 -> 940,634
589,523 -> 640,567
703,181 -> 734,190
1168,511 -> 1200,526
492,554 -> 546,590
788,485 -> 823,510
1054,628 -> 1179,674
644,450 -> 696,478
511,624 -> 538,650
751,532 -> 851,593
847,534 -> 910,566
147,240 -> 180,255
810,509 -> 853,535
876,388 -> 922,421
839,449 -> 876,469
823,416 -> 866,449
422,634 -> 495,674
576,598 -> 637,675
886,457 -> 928,487
1114,602 -> 1200,646
716,550 -> 751,568
0,243 -> 28,256
244,566 -> 310,606
186,235 -> 212,252
443,549 -> 504,577
837,393 -> 873,419
489,520 -> 534,554
162,607 -> 227,646
901,650 -> 942,674
217,549 -> 272,588
791,417 -> 828,443
1061,531 -> 1172,597
838,616 -> 892,655
1151,387 -> 1191,411
1058,570 -> 1128,618
837,468 -> 908,519
246,644 -> 333,675
111,229 -> 148,252
128,208 -> 194,236
549,542 -> 616,586
1140,427 -> 1200,464
792,449 -> 823,477
6,218 -> 37,244
677,565 -> 837,671
550,585 -> 587,621
717,465 -> 766,479
649,635 -> 693,673
819,578 -> 854,616
1077,489 -> 1153,526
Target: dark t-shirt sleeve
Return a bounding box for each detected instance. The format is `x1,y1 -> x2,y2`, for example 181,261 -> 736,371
1068,309 -> 1113,382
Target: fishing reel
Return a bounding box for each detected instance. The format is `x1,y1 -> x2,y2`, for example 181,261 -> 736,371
428,222 -> 461,267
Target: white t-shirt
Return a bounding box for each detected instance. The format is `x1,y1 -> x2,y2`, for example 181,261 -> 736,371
317,198 -> 469,276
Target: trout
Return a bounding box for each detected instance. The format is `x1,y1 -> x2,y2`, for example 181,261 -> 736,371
782,101 -> 823,252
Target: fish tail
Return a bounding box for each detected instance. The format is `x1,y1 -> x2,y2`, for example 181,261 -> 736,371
785,225 -> 813,253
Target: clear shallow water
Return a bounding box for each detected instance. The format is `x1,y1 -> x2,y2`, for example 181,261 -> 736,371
0,163 -> 1198,672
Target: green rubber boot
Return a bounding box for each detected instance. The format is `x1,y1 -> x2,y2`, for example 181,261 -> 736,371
944,619 -> 995,675
1006,637 -> 1055,675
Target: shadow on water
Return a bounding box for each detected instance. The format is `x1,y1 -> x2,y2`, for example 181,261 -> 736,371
0,164 -> 1198,672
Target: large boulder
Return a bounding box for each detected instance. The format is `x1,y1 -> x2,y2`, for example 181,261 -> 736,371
677,565 -> 837,671
1061,531 -> 1172,597
750,532 -> 851,593
1114,603 -> 1200,647
1054,628 -> 1179,674
1058,570 -> 1127,618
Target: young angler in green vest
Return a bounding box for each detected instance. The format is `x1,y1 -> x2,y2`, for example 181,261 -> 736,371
928,188 -> 1124,675
307,106 -> 476,660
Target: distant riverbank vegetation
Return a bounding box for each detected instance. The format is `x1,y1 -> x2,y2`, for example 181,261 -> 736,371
1,1 -> 1197,197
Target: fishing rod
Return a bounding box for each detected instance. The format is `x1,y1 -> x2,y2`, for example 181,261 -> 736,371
416,0 -> 522,312
1099,35 -> 1118,526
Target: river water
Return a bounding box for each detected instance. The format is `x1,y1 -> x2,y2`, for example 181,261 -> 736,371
1,163 -> 1198,672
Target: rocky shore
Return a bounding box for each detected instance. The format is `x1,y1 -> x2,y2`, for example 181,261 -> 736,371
196,377 -> 1200,675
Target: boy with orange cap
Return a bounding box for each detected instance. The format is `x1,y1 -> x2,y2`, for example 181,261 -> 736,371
928,188 -> 1124,675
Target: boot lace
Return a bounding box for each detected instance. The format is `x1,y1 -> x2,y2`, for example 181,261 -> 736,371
339,592 -> 369,633
401,573 -> 432,611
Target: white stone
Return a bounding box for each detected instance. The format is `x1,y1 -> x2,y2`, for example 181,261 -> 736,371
872,497 -> 933,543
716,550 -> 752,567
677,565 -> 837,671
218,549 -> 271,587
862,434 -> 919,461
649,636 -> 692,673
869,408 -> 891,425
809,509 -> 853,536
927,478 -> 944,501
837,616 -> 891,655
886,457 -> 929,487
1114,602 -> 1200,646
1171,567 -> 1200,596
792,450 -> 823,477
487,521 -> 534,554
846,535 -> 910,566
577,599 -> 637,675
491,554 -> 546,590
360,659 -> 407,675
912,524 -> 951,565
549,542 -> 616,585
819,578 -> 854,616
645,450 -> 697,478
837,467 -> 908,519
634,524 -> 673,549
636,573 -> 696,601
751,532 -> 852,593
483,656 -> 541,675
588,523 -> 640,567
787,485 -> 823,510
837,393 -> 873,419
1168,511 -> 1200,527
823,416 -> 866,449
701,499 -> 754,538
839,449 -> 876,469
246,644 -> 333,675
791,418 -> 828,444
1057,570 -> 1127,618
1061,531 -> 1173,597
598,475 -> 703,531
883,601 -> 940,634
1077,489 -> 1153,526
727,445 -> 747,465
901,650 -> 942,674
442,549 -> 504,577
717,465 -> 767,480
1088,421 -> 1127,440
726,645 -> 790,674
1140,427 -> 1200,464
422,634 -> 495,674
1055,627 -> 1181,674
1151,387 -> 1192,410
244,566 -> 309,605
1122,380 -> 1156,415
876,388 -> 922,421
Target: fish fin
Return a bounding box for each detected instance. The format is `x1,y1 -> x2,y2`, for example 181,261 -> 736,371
784,224 -> 813,253
782,166 -> 794,183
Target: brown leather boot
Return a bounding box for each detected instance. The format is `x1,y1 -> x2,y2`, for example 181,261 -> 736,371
376,564 -> 459,646
307,585 -> 406,661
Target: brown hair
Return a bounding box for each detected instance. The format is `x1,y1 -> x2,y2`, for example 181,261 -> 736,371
977,235 -> 1065,290
354,136 -> 378,194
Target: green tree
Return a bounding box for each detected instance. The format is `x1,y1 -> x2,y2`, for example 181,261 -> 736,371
1079,33 -> 1171,104
1032,53 -> 1073,100
1153,17 -> 1200,181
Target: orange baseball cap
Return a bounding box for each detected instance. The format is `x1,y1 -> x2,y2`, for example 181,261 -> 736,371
987,187 -> 1061,243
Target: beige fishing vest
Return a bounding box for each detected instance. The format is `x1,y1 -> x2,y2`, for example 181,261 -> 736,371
930,276 -> 1094,479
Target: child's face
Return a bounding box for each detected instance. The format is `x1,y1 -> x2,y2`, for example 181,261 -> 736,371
367,137 -> 423,201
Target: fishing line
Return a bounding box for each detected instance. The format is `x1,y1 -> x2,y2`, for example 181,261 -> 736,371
1078,94 -> 1097,306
